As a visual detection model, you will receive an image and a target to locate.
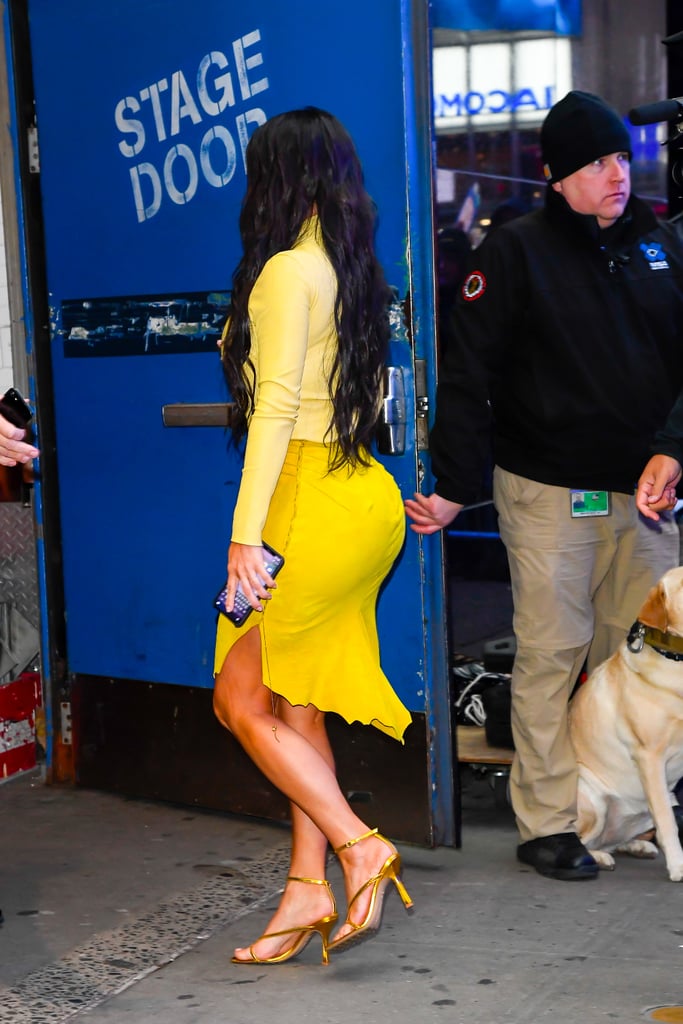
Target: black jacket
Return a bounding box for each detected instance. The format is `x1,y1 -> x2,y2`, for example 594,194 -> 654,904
650,391 -> 683,467
430,190 -> 683,504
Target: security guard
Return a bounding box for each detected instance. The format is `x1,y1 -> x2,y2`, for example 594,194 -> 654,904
407,91 -> 683,880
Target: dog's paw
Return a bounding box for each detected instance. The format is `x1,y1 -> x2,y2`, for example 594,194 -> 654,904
616,839 -> 658,859
666,860 -> 683,882
589,849 -> 615,870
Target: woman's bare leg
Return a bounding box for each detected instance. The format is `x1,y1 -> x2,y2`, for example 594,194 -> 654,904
213,627 -> 402,957
213,628 -> 367,843
233,703 -> 337,961
281,700 -> 335,877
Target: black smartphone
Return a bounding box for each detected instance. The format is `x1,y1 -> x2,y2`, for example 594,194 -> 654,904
0,387 -> 32,427
214,542 -> 285,627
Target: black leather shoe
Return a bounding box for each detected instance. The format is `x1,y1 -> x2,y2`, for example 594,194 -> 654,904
517,832 -> 599,880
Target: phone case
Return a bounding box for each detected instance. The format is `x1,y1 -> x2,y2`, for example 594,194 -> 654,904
214,542 -> 285,627
0,387 -> 32,427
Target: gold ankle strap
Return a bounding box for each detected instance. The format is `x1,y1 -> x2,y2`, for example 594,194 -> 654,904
286,875 -> 331,887
333,828 -> 378,854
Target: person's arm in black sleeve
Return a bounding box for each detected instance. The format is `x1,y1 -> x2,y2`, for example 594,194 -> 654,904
431,230 -> 524,503
636,387 -> 683,520
406,228 -> 526,532
652,385 -> 683,467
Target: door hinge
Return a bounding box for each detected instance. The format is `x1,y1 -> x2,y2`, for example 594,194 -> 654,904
27,123 -> 40,174
60,701 -> 72,745
415,358 -> 429,451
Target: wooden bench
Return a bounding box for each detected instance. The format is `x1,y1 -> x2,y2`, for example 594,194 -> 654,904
456,725 -> 513,765
456,725 -> 513,807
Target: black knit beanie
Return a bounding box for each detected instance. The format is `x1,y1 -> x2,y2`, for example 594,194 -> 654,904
541,91 -> 632,183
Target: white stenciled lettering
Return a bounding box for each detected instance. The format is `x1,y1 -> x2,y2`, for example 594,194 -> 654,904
115,97 -> 145,158
139,81 -> 169,144
164,143 -> 199,205
128,109 -> 265,221
129,163 -> 162,223
197,51 -> 235,116
115,29 -> 270,223
170,71 -> 202,137
235,108 -> 267,163
200,125 -> 237,188
233,30 -> 269,101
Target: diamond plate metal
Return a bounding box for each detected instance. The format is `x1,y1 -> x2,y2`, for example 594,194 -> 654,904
0,502 -> 39,628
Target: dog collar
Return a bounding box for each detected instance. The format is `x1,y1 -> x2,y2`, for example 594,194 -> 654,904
627,620 -> 683,661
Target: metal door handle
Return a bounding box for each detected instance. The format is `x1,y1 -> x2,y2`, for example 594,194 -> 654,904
162,403 -> 234,427
376,366 -> 406,455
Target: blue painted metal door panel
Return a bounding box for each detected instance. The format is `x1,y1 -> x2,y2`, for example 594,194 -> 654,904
22,0 -> 451,835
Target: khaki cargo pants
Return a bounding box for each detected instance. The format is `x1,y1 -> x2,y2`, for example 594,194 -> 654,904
493,467 -> 680,843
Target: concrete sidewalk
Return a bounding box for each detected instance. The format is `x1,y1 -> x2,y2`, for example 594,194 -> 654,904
1,767 -> 683,1024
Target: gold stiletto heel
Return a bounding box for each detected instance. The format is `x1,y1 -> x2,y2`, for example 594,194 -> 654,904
328,828 -> 413,955
231,876 -> 338,966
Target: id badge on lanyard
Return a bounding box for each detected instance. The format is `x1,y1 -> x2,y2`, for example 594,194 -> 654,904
570,490 -> 610,517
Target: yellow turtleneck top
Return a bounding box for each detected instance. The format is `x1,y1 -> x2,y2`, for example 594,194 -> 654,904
230,217 -> 338,545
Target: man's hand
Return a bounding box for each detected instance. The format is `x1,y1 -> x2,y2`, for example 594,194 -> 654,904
636,454 -> 682,521
404,492 -> 464,534
0,412 -> 39,467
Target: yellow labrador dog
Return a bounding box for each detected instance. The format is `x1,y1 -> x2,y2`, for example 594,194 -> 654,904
569,565 -> 683,881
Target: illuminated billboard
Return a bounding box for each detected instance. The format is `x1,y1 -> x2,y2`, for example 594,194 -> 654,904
433,37 -> 572,130
433,0 -> 581,35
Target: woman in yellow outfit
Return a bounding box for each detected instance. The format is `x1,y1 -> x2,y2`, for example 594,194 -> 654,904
213,107 -> 413,966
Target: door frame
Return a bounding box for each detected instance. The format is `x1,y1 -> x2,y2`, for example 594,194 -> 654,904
1,0 -> 71,779
1,0 -> 457,845
401,0 -> 456,845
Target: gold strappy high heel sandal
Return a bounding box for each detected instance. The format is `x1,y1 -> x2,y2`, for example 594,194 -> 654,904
231,876 -> 338,966
328,828 -> 413,955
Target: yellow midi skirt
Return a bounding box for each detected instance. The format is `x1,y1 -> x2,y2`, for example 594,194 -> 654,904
214,440 -> 411,742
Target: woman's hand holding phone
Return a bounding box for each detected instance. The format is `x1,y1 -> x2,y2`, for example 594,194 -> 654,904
0,388 -> 39,466
214,541 -> 285,627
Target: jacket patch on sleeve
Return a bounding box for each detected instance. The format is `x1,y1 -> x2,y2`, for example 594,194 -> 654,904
462,271 -> 487,301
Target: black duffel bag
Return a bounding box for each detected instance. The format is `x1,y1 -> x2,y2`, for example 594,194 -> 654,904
480,679 -> 514,749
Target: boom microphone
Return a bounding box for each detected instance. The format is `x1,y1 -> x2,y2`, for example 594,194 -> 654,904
628,98 -> 683,126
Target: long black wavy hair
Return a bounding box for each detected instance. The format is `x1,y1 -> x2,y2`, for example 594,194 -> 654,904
221,107 -> 392,469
